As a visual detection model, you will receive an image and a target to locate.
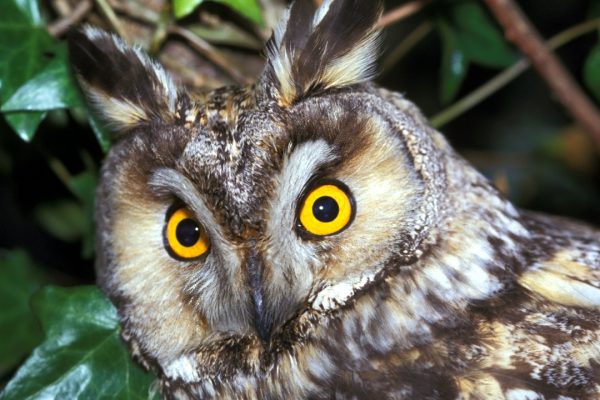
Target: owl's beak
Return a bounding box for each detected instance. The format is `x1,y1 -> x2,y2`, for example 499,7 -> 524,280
245,240 -> 271,342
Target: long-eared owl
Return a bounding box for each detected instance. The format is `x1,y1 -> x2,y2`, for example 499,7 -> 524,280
68,0 -> 600,398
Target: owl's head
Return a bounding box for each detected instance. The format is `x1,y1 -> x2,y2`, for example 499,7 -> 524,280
70,0 -> 469,384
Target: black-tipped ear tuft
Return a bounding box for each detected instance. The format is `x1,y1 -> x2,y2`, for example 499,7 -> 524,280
264,0 -> 383,107
68,27 -> 178,132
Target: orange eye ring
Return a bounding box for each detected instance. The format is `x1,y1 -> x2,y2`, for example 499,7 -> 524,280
164,207 -> 210,260
297,180 -> 355,237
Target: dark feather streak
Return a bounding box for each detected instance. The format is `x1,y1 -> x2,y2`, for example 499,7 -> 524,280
68,28 -> 172,124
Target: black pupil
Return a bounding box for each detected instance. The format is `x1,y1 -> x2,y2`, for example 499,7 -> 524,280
176,219 -> 201,247
312,196 -> 339,222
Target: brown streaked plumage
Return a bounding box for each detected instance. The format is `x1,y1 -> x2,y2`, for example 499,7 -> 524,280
69,0 -> 600,398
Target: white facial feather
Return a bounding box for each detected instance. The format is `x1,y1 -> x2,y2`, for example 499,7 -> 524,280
264,140 -> 334,313
148,168 -> 252,332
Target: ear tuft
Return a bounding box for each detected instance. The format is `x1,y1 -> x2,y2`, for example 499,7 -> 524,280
265,0 -> 383,107
68,27 -> 178,132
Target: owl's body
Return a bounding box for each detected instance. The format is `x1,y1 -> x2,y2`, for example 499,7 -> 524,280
69,0 -> 600,398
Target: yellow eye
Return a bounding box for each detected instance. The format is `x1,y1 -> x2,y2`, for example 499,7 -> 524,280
298,182 -> 355,236
164,207 -> 210,260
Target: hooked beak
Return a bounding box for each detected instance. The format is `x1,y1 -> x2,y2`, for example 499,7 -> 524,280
245,240 -> 270,342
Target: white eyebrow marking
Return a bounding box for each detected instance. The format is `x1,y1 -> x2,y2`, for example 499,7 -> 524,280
148,168 -> 225,243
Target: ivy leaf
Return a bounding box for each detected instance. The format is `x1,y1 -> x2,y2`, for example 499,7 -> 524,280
2,112 -> 47,142
0,286 -> 157,400
449,1 -> 517,68
88,114 -> 112,153
0,0 -> 55,140
438,19 -> 469,105
12,0 -> 43,24
2,45 -> 84,113
0,250 -> 45,376
436,0 -> 517,103
173,0 -> 263,25
69,108 -> 112,153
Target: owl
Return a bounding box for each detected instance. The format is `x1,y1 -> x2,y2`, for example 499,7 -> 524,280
68,0 -> 600,399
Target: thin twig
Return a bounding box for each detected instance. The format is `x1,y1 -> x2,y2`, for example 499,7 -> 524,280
431,17 -> 600,129
380,20 -> 433,75
377,0 -> 430,29
48,0 -> 93,37
111,2 -> 160,25
168,25 -> 250,85
431,60 -> 528,128
95,0 -> 130,42
47,157 -> 77,197
484,0 -> 600,149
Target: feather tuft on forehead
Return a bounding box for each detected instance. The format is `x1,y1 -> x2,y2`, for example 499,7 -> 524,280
68,26 -> 179,132
265,0 -> 383,107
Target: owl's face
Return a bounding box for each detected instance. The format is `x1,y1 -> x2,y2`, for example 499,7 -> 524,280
71,0 -> 448,381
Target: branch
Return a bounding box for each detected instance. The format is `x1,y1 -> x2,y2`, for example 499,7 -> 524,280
431,17 -> 600,129
95,0 -> 129,42
484,0 -> 600,149
47,0 -> 93,37
168,26 -> 250,85
377,0 -> 430,29
380,20 -> 433,75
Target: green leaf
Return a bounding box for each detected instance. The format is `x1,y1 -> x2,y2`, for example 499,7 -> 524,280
0,250 -> 45,376
584,44 -> 600,103
13,0 -> 43,25
173,0 -> 263,25
3,112 -> 47,142
69,108 -> 112,153
438,19 -> 469,104
436,0 -> 518,103
173,0 -> 202,18
33,200 -> 86,242
0,286 -> 157,400
450,1 -> 517,68
2,45 -> 84,112
88,113 -> 112,153
0,0 -> 56,140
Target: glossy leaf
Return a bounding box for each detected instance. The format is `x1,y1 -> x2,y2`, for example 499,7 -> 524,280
0,250 -> 45,376
2,112 -> 47,141
0,0 -> 55,140
438,19 -> 469,104
12,0 -> 42,24
450,1 -> 517,68
0,286 -> 156,400
2,45 -> 83,112
436,0 -> 517,103
173,0 -> 263,25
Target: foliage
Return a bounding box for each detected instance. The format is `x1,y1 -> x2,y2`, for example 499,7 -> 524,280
173,0 -> 263,24
0,0 -> 599,398
0,286 -> 155,400
0,250 -> 45,377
